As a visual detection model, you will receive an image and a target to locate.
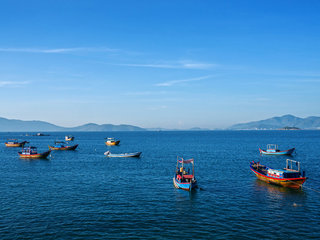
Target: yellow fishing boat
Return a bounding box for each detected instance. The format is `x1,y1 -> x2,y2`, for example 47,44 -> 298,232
5,139 -> 28,147
105,138 -> 120,146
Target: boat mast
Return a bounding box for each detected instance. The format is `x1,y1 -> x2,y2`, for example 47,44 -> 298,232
181,157 -> 184,178
286,159 -> 300,172
192,158 -> 195,179
176,156 -> 179,172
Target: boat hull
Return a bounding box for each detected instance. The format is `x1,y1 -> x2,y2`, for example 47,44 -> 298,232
259,148 -> 295,155
250,165 -> 306,189
173,177 -> 197,191
105,140 -> 120,146
5,141 -> 27,147
18,150 -> 51,159
105,152 -> 141,158
49,144 -> 78,150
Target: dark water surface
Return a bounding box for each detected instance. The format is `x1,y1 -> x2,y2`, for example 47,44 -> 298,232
1,131 -> 320,239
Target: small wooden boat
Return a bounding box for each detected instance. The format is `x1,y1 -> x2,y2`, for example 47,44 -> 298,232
173,157 -> 197,191
49,141 -> 78,150
259,144 -> 295,155
5,139 -> 28,147
35,133 -> 50,136
250,159 -> 307,189
104,151 -> 141,157
105,137 -> 120,146
65,135 -> 74,141
18,146 -> 51,159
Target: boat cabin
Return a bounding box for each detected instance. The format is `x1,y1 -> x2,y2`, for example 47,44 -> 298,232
6,139 -> 18,144
266,144 -> 279,153
21,147 -> 38,155
53,141 -> 67,147
175,157 -> 195,183
261,159 -> 305,179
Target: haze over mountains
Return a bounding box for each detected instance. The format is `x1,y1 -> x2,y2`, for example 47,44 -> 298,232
1,115 -> 320,131
0,117 -> 145,132
229,114 -> 320,130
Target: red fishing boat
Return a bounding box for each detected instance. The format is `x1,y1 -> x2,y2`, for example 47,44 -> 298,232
250,159 -> 307,189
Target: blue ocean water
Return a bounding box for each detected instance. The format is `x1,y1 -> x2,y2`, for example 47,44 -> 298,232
0,131 -> 320,239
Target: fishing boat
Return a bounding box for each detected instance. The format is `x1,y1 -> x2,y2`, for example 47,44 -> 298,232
65,135 -> 74,141
35,133 -> 50,136
259,144 -> 295,155
49,141 -> 78,150
105,138 -> 120,146
18,146 -> 51,159
173,157 -> 197,191
250,159 -> 307,189
104,151 -> 141,157
5,139 -> 28,147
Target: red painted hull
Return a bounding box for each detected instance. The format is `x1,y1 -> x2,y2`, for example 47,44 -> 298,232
250,165 -> 306,189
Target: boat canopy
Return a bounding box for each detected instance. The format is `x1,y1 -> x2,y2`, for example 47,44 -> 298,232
267,144 -> 278,150
178,158 -> 194,164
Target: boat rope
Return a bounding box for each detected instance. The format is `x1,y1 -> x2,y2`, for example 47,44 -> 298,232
306,177 -> 320,184
287,179 -> 320,194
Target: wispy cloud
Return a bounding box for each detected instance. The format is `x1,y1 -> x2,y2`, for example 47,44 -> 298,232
118,60 -> 218,70
155,75 -> 214,87
124,91 -> 168,96
254,97 -> 271,102
147,105 -> 168,111
0,81 -> 30,87
293,79 -> 320,83
0,47 -> 119,54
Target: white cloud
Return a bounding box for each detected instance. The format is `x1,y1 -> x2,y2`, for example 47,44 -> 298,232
119,60 -> 218,70
155,75 -> 214,87
0,81 -> 30,87
124,91 -> 168,96
0,47 -> 119,54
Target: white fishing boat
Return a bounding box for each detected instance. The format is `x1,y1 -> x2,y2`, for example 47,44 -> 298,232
104,151 -> 141,158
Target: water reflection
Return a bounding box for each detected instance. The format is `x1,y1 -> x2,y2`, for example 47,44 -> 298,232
254,179 -> 305,195
173,187 -> 198,202
253,179 -> 307,210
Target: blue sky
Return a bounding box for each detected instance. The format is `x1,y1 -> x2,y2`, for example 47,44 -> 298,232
0,0 -> 319,129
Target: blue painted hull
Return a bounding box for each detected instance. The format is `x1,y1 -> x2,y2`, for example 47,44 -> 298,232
259,148 -> 295,155
173,176 -> 197,191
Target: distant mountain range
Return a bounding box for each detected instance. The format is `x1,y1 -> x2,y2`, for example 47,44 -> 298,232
0,117 -> 146,132
1,114 -> 320,132
229,114 -> 320,130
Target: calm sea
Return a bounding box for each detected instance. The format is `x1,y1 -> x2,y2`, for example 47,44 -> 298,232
1,131 -> 320,239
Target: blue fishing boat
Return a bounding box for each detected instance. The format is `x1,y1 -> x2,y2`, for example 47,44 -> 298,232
173,157 -> 197,191
104,151 -> 141,158
49,141 -> 78,150
259,144 -> 295,155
